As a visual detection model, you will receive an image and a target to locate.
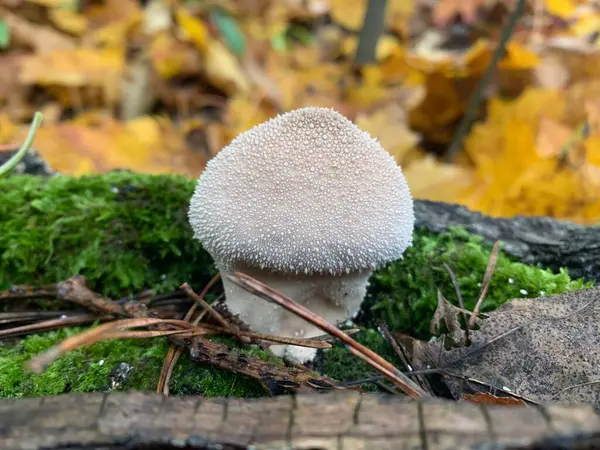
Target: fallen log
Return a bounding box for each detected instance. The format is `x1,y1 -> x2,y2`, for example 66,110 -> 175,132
414,199 -> 600,282
1,390 -> 599,449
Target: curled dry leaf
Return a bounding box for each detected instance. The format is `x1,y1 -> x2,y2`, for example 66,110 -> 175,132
431,290 -> 467,346
414,286 -> 600,409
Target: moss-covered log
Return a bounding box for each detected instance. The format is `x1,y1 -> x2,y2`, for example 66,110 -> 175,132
0,173 -> 592,399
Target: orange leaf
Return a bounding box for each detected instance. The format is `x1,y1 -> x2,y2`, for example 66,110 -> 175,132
32,114 -> 207,177
463,392 -> 527,406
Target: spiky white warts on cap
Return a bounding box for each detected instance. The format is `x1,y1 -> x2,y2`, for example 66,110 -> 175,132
188,107 -> 414,275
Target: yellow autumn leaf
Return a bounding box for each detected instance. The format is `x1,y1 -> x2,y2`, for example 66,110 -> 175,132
0,114 -> 19,144
457,83 -> 600,224
341,35 -> 401,61
150,31 -> 200,79
48,8 -> 88,36
408,73 -> 466,144
19,48 -> 124,108
32,113 -> 208,177
326,0 -> 414,32
345,65 -> 390,108
19,48 -> 124,87
326,0 -> 367,31
176,7 -> 209,54
204,39 -> 251,94
544,0 -> 577,19
570,13 -> 600,37
24,0 -> 66,6
584,136 -> 600,166
463,39 -> 493,76
404,155 -> 475,203
83,13 -> 142,50
355,103 -> 420,164
498,42 -> 541,70
223,94 -> 277,142
536,116 -> 573,158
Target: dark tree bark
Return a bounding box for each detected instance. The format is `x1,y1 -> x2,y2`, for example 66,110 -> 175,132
414,199 -> 600,283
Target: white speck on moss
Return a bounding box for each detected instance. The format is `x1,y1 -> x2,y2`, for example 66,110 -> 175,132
508,278 -> 514,284
520,289 -> 528,295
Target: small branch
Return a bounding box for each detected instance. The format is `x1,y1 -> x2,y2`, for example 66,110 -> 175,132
469,241 -> 500,328
181,280 -> 232,330
355,0 -> 388,65
0,315 -> 112,339
445,0 -> 526,161
0,112 -> 43,177
189,323 -> 332,349
443,262 -> 470,344
158,275 -> 221,394
1,275 -> 130,317
28,317 -> 193,372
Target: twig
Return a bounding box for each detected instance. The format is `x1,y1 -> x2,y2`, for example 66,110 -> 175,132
158,275 -> 221,395
550,379 -> 600,400
445,0 -> 526,161
469,241 -> 500,328
0,311 -> 85,325
443,262 -> 470,344
0,315 -> 112,339
228,272 -> 429,398
379,324 -> 412,372
158,345 -> 179,394
1,276 -> 130,317
311,328 -> 361,342
379,324 -> 434,394
161,347 -> 183,396
28,318 -> 193,372
181,280 -> 231,330
355,0 -> 388,65
0,112 -> 43,177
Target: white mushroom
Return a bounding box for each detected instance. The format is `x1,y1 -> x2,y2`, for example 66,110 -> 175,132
188,107 -> 414,363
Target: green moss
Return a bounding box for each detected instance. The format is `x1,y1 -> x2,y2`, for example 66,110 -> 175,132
320,328 -> 400,391
362,227 -> 592,338
0,327 -> 269,398
0,172 -> 215,298
0,173 -> 592,397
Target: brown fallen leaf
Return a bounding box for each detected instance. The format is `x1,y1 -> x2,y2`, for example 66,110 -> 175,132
430,289 -> 466,346
463,391 -> 528,406
19,48 -> 124,109
413,286 -> 600,409
0,6 -> 76,53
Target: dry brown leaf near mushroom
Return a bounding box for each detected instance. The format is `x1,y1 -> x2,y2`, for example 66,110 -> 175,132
188,107 -> 415,363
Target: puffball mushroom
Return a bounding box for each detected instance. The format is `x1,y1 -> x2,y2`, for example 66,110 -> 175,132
188,107 -> 414,363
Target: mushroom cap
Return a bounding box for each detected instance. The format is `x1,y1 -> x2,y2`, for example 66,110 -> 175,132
188,106 -> 414,275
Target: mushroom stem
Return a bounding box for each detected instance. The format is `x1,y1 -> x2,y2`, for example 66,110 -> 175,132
220,264 -> 371,363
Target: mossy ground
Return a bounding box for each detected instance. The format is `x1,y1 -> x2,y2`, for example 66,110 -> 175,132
0,173 -> 592,398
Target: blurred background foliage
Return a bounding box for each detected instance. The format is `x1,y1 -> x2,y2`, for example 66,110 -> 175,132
2,0 -> 600,223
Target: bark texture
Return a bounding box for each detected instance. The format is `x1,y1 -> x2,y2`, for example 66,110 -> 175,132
2,390 -> 600,449
414,199 -> 600,282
